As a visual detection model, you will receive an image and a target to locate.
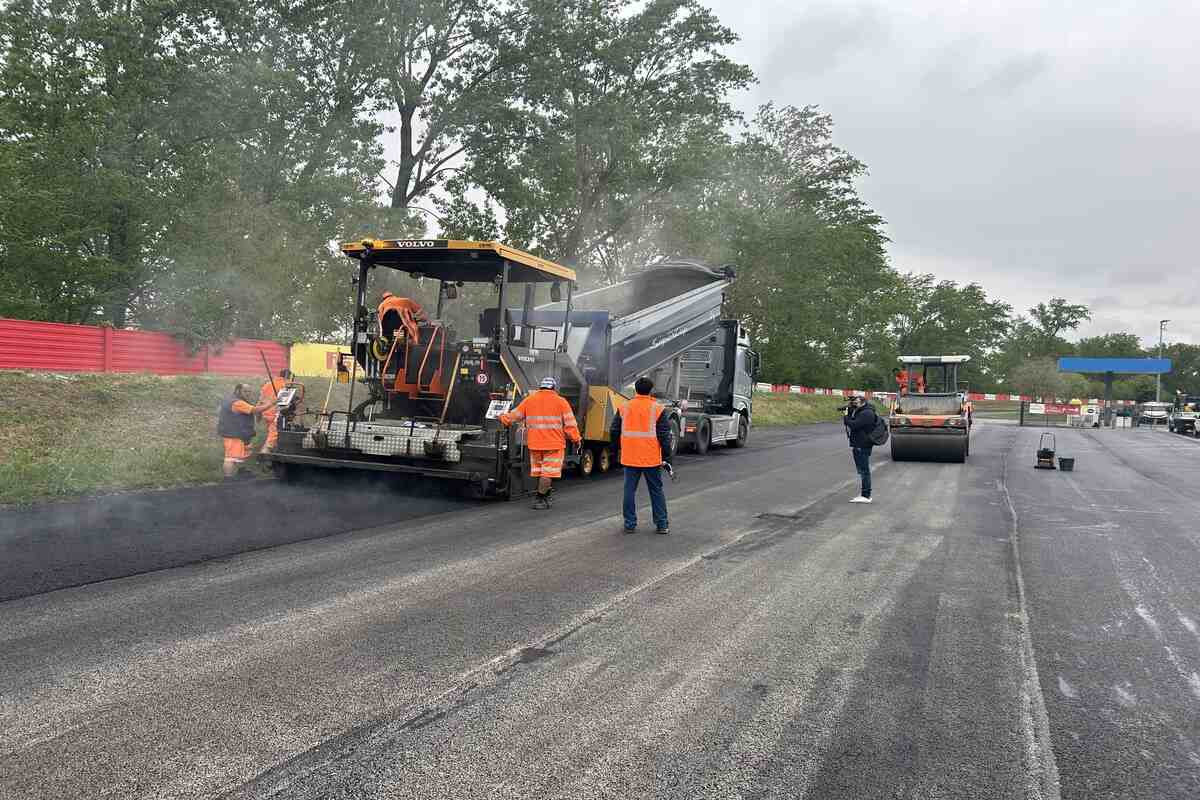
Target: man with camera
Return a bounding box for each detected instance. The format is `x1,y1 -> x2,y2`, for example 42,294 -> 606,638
843,395 -> 880,504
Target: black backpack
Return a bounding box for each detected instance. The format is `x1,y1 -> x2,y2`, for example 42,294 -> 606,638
868,412 -> 890,446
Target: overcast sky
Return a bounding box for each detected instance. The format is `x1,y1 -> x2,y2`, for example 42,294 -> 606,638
705,0 -> 1199,346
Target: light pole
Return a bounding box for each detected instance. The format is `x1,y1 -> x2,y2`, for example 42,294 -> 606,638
1157,319 -> 1170,401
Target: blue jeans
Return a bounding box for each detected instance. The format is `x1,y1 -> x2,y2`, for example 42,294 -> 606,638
623,466 -> 668,529
851,446 -> 873,498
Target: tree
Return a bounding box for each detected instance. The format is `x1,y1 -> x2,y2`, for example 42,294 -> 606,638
1030,297 -> 1090,343
1073,332 -> 1143,358
0,0 -> 226,325
1162,343 -> 1200,397
889,276 -> 1012,390
651,104 -> 899,387
363,0 -> 516,211
1010,359 -> 1066,401
459,0 -> 753,270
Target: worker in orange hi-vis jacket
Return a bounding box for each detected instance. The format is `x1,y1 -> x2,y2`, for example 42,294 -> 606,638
258,368 -> 304,455
377,291 -> 426,344
218,383 -> 274,479
895,368 -> 911,395
500,376 -> 582,510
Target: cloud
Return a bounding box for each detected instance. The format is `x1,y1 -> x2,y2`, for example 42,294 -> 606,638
707,0 -> 1200,344
759,4 -> 890,85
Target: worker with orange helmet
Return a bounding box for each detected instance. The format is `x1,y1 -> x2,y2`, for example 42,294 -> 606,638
610,376 -> 673,534
377,291 -> 426,344
258,368 -> 304,454
500,376 -> 582,509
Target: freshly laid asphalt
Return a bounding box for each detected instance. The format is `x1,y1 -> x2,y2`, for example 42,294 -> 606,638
0,468 -> 469,601
1,422 -> 1198,798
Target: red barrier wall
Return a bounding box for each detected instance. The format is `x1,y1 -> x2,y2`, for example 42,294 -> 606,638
0,317 -> 289,376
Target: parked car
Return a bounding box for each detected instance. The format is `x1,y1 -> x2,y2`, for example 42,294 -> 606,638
1139,401 -> 1172,425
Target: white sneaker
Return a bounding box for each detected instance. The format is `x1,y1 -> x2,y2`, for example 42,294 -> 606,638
850,496 -> 873,504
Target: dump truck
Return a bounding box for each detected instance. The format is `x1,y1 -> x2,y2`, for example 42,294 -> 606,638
267,240 -> 758,497
1168,394 -> 1200,436
888,355 -> 972,462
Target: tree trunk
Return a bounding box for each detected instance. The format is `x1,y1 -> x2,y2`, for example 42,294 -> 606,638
390,105 -> 417,208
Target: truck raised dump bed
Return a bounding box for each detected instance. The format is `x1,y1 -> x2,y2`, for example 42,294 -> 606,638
267,240 -> 758,497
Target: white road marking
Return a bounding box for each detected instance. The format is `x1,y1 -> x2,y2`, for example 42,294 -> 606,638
1000,452 -> 1063,800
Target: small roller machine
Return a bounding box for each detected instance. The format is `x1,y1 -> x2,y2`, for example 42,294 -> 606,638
889,355 -> 972,463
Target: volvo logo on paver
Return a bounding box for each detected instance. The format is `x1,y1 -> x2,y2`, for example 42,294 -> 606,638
388,240 -> 445,248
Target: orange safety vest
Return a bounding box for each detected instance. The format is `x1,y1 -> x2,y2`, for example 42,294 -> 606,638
378,295 -> 425,342
502,389 -> 581,450
259,378 -> 286,418
619,395 -> 664,468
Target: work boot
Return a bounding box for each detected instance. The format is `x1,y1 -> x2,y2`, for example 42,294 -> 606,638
544,488 -> 555,508
531,492 -> 549,510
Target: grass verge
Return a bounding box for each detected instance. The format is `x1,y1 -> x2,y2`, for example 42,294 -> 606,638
753,392 -> 847,426
0,371 -> 344,506
0,375 -> 843,506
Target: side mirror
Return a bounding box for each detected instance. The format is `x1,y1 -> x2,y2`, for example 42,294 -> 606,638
550,282 -> 563,302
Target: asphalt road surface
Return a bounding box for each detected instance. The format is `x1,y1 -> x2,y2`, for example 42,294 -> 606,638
2,423 -> 1198,799
0,468 -> 471,601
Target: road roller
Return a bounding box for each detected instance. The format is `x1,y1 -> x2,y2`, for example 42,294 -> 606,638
889,355 -> 972,463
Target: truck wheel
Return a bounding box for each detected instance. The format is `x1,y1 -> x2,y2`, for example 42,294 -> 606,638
668,418 -> 681,459
597,446 -> 612,473
728,414 -> 749,448
579,448 -> 595,477
695,421 -> 711,455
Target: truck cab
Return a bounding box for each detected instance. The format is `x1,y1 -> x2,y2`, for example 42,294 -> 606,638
649,320 -> 759,454
1168,395 -> 1200,436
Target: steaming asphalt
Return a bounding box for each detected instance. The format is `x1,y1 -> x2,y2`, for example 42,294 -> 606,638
2,423 -> 1199,798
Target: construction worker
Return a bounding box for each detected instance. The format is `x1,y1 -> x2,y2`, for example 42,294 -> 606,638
500,376 -> 582,509
218,383 -> 273,479
378,291 -> 426,344
258,368 -> 304,455
895,368 -> 910,395
610,376 -> 673,534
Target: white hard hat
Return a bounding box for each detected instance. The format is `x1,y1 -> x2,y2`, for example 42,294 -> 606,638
540,376 -> 558,390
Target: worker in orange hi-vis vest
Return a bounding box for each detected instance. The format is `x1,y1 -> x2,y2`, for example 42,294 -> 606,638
258,368 -> 304,455
895,368 -> 910,395
610,376 -> 674,535
500,376 -> 582,510
377,291 -> 426,344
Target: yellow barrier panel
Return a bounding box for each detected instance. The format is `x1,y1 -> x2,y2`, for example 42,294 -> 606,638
290,342 -> 351,377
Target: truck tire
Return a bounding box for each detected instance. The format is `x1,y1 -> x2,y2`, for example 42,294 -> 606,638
694,421 -> 711,455
271,461 -> 296,482
668,418 -> 681,459
578,448 -> 595,477
728,414 -> 749,448
597,446 -> 613,473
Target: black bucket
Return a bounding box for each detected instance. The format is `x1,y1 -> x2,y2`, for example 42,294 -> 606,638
1059,457 -> 1075,472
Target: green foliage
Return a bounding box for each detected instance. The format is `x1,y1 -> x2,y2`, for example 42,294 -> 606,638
458,0 -> 753,269
1074,332 -> 1144,358
1030,298 -> 1091,341
1162,343 -> 1200,396
890,275 -> 1012,389
1009,358 -> 1066,400
0,0 -> 387,341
